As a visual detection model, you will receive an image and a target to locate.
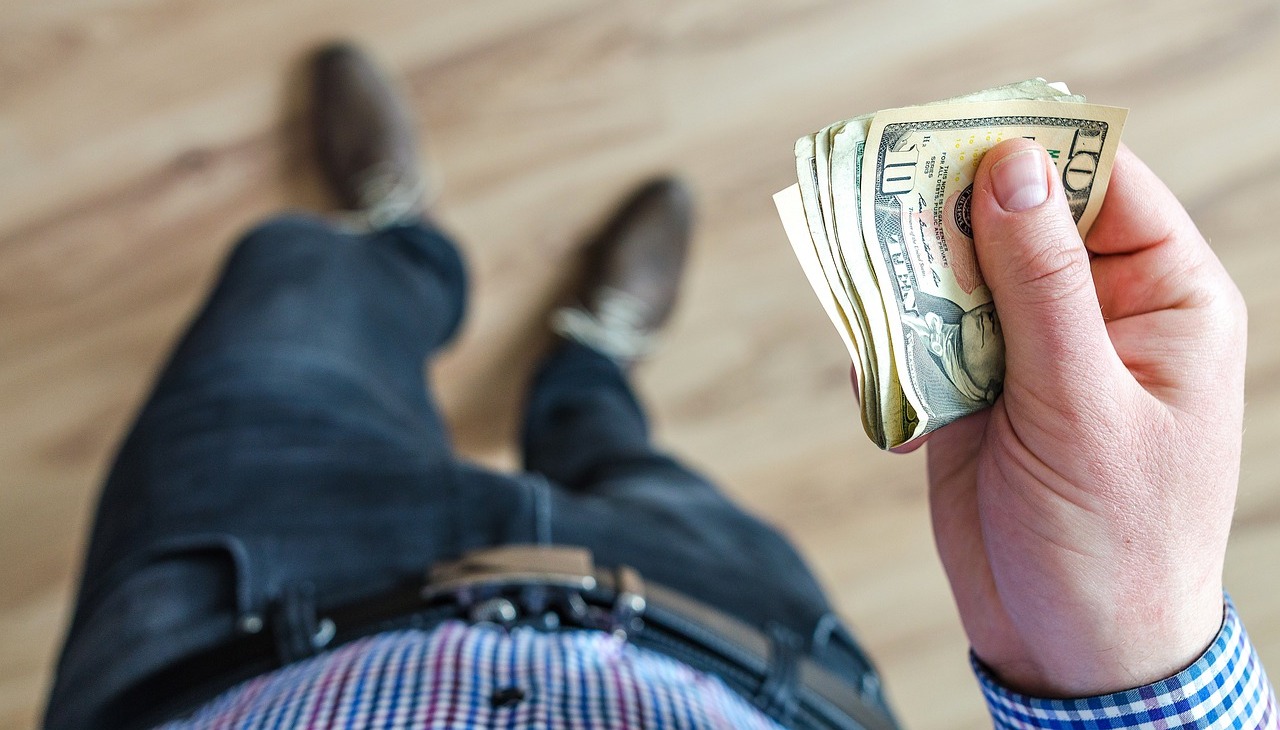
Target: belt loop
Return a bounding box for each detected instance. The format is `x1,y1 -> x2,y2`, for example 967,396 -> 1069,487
526,475 -> 554,545
812,612 -> 841,647
269,582 -> 334,665
758,622 -> 802,724
812,613 -> 882,700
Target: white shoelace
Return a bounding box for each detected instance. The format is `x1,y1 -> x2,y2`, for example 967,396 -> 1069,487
336,162 -> 431,233
551,287 -> 658,362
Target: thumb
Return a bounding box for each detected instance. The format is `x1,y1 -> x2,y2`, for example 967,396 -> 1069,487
971,139 -> 1115,394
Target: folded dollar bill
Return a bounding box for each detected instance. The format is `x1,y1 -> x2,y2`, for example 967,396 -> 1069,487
774,80 -> 1127,448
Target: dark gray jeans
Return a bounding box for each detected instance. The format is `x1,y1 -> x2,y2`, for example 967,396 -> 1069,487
44,215 -> 891,729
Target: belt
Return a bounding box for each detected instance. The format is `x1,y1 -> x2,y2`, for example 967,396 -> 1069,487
105,545 -> 897,730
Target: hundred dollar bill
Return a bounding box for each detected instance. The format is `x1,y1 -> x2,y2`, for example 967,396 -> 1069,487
776,81 -> 1126,448
859,99 -> 1127,442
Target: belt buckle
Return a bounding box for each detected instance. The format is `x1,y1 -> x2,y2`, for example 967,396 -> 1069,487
423,545 -> 645,638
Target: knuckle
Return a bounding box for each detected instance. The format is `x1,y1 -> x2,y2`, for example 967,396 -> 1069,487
1225,290 -> 1248,340
1191,269 -> 1248,343
1000,219 -> 1092,302
1229,286 -> 1248,327
1222,289 -> 1249,346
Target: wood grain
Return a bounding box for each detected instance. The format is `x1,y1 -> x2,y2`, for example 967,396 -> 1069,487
2,0 -> 1277,727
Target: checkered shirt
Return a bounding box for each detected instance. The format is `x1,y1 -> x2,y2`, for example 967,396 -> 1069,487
158,620 -> 786,729
974,598 -> 1278,729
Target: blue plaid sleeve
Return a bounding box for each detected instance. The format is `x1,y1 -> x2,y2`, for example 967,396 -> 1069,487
972,597 -> 1278,729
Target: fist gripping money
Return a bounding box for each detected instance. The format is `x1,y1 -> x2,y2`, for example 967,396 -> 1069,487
776,81 -> 1128,447
923,138 -> 1247,697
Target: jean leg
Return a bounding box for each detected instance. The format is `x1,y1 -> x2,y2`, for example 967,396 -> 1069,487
521,340 -> 717,496
522,339 -> 819,625
158,214 -> 465,439
48,214 -> 475,729
74,213 -> 469,613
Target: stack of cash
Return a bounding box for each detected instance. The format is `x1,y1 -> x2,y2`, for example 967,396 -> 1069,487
774,80 -> 1127,448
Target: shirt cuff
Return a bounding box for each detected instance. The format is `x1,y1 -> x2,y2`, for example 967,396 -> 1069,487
972,597 -> 1278,729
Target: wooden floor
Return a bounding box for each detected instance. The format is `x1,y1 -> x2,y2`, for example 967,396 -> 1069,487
3,0 -> 1279,727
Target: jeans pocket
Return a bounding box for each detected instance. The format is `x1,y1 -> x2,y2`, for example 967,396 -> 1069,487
48,535 -> 256,730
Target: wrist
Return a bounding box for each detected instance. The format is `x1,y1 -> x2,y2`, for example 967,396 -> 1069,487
980,590 -> 1225,698
971,596 -> 1276,730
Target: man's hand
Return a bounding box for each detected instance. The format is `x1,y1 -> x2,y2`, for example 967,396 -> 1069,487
923,139 -> 1247,697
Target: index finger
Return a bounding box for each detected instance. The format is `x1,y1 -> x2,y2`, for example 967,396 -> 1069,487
1084,145 -> 1207,260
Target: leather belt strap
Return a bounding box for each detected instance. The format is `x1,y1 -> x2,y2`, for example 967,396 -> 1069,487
106,545 -> 896,730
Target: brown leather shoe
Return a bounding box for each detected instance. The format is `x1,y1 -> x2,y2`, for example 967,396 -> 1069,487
311,42 -> 427,228
552,178 -> 694,364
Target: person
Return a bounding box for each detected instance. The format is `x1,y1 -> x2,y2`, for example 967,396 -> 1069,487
42,42 -> 1275,729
